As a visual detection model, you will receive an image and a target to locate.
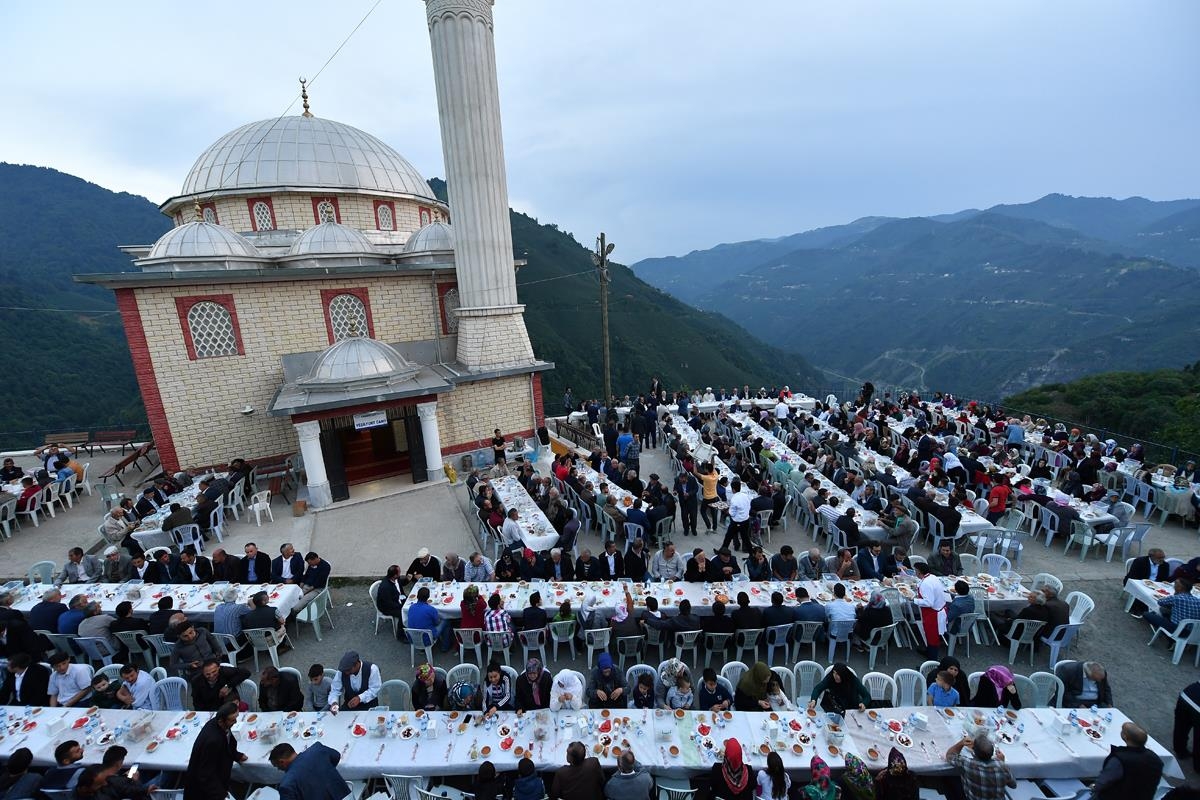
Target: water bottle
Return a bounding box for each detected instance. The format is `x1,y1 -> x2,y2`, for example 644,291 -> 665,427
1089,705 -> 1099,718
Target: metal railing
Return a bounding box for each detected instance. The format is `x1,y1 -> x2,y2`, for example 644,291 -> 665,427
0,422 -> 153,454
552,417 -> 600,452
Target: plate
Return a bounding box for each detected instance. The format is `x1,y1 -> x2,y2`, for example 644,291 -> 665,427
817,593 -> 832,601
146,741 -> 159,752
246,714 -> 258,723
867,747 -> 880,760
887,720 -> 902,733
827,745 -> 839,756
867,710 -> 879,721
696,724 -> 711,736
668,745 -> 680,757
789,720 -> 802,731
352,724 -> 367,737
610,746 -> 622,757
399,727 -> 417,740
1077,719 -> 1091,728
1005,710 -> 1018,721
896,734 -> 913,747
769,712 -> 779,721
675,589 -> 685,596
513,746 -> 525,757
73,717 -> 89,729
443,597 -> 453,604
1086,728 -> 1102,740
600,709 -> 611,718
498,725 -> 513,737
287,711 -> 298,719
758,743 -> 771,755
500,736 -> 514,751
480,746 -> 491,756
806,708 -> 817,718
791,743 -> 805,755
675,709 -> 686,719
449,711 -> 460,720
944,708 -> 955,717
723,711 -> 733,720
165,728 -> 182,740
797,733 -> 812,744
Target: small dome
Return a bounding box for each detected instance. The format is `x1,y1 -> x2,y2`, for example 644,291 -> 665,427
180,115 -> 438,201
148,221 -> 261,260
297,336 -> 419,389
287,222 -> 374,256
403,221 -> 454,253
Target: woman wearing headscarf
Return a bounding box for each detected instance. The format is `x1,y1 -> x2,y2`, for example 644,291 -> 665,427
548,669 -> 585,711
609,588 -> 639,639
853,590 -> 893,652
925,656 -> 970,702
840,753 -> 876,800
970,665 -> 1022,709
808,663 -> 870,715
734,661 -> 773,712
515,658 -> 551,711
873,748 -> 918,800
447,680 -> 480,711
709,739 -> 755,800
411,662 -> 447,712
460,584 -> 486,631
800,755 -> 835,800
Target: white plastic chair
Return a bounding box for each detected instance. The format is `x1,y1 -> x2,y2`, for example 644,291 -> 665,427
1006,618 -> 1045,665
827,619 -> 854,662
378,679 -> 412,711
15,492 -> 41,527
1147,619 -> 1200,666
293,589 -> 334,641
407,629 -> 436,667
369,581 -> 398,637
455,628 -> 484,668
151,677 -> 191,711
1030,573 -> 1064,595
237,679 -> 259,712
763,624 -> 792,666
862,671 -> 895,707
892,668 -> 926,706
244,627 -> 291,671
721,661 -> 748,692
520,628 -> 549,666
981,553 -> 1010,576
79,462 -> 93,496
1029,671 -> 1064,707
586,627 -> 614,667
40,482 -> 60,518
114,631 -> 155,670
702,632 -> 731,669
549,620 -> 577,660
249,491 -> 274,526
791,621 -> 824,663
223,478 -> 246,521
1065,591 -> 1095,625
734,628 -> 763,664
447,663 -> 480,690
946,614 -> 979,658
484,630 -> 512,666
0,499 -> 16,539
76,637 -> 118,666
28,560 -> 56,585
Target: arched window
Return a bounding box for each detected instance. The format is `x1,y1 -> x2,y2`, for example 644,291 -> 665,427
250,200 -> 275,231
202,206 -> 217,224
186,301 -> 239,358
327,293 -> 368,341
317,200 -> 337,224
376,203 -> 394,231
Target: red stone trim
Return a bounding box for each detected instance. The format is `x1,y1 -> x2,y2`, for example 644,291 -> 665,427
174,294 -> 245,360
116,289 -> 181,473
436,281 -> 458,335
532,373 -> 545,428
319,287 -> 376,344
311,196 -> 342,225
245,196 -> 277,231
418,206 -> 433,227
372,199 -> 397,231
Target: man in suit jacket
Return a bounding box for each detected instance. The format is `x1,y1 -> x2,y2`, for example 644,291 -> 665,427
598,540 -> 624,579
178,548 -> 214,584
270,741 -> 349,800
545,548 -> 575,581
239,543 -> 272,583
183,702 -> 245,800
152,550 -> 181,584
271,543 -> 306,584
1059,660 -> 1113,708
133,486 -> 166,519
55,548 -> 102,585
0,654 -> 51,705
259,666 -> 305,713
1125,549 -> 1171,616
855,543 -> 886,581
210,549 -> 240,582
0,618 -> 45,662
101,546 -> 131,583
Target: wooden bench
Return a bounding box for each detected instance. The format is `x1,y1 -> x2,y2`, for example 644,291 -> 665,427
97,440 -> 157,486
43,432 -> 90,449
85,429 -> 139,456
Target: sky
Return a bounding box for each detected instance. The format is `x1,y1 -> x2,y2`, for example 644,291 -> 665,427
2,1 -> 1198,263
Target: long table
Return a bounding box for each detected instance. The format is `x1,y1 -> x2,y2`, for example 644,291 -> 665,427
0,705 -> 1179,781
569,395 -> 817,427
401,576 -> 1030,624
489,475 -> 559,551
9,581 -> 303,623
1122,576 -> 1200,613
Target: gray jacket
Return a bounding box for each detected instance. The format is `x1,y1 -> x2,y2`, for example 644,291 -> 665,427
57,555 -> 102,585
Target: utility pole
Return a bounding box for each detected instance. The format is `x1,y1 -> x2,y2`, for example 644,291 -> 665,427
592,233 -> 615,405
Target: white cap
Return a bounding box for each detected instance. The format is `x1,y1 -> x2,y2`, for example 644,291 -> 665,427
417,547 -> 430,558
104,545 -> 119,556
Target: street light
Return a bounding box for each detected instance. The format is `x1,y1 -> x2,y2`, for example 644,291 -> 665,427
592,233 -> 615,404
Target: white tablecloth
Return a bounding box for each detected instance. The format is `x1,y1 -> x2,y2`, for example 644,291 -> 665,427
669,415 -> 736,483
489,476 -> 559,551
402,575 -> 1030,622
10,581 -> 302,623
1122,577 -> 1200,611
0,705 -> 1178,781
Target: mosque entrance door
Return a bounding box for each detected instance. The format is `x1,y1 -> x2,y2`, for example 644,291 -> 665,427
317,405 -> 427,499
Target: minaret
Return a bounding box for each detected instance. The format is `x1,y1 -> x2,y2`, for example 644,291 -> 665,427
424,0 -> 535,371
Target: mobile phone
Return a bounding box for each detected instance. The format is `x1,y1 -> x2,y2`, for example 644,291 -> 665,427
127,765 -> 139,778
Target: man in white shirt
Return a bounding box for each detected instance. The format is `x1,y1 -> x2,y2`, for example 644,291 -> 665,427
824,584 -> 857,624
48,651 -> 93,707
913,562 -> 949,659
500,508 -> 524,551
721,479 -> 753,553
818,495 -> 844,527
774,400 -> 789,420
117,664 -> 155,709
330,651 -> 382,711
650,542 -> 686,582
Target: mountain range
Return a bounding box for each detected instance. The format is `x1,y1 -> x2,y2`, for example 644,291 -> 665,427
0,163 -> 817,442
632,193 -> 1200,398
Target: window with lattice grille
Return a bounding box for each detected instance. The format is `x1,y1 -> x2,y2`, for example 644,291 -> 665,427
376,204 -> 394,231
441,287 -> 460,333
317,200 -> 337,224
187,301 -> 239,358
202,206 -> 217,224
328,294 -> 368,341
252,201 -> 274,231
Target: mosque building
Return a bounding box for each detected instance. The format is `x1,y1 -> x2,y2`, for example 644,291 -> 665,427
78,0 -> 551,507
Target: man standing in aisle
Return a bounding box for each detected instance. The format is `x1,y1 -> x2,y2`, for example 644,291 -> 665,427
913,562 -> 948,660
269,742 -> 350,800
183,702 -> 245,800
721,478 -> 752,553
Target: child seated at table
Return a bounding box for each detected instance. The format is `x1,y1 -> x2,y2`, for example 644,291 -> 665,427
927,670 -> 960,708
630,673 -> 655,709
766,675 -> 794,711
666,674 -> 693,710
90,674 -> 122,709
307,663 -> 332,711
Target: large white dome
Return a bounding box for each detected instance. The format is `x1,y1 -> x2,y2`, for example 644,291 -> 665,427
287,222 -> 375,256
180,115 -> 437,200
298,336 -> 419,389
403,221 -> 455,253
147,221 -> 261,260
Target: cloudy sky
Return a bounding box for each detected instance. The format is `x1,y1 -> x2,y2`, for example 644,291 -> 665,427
3,1 -> 1197,262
